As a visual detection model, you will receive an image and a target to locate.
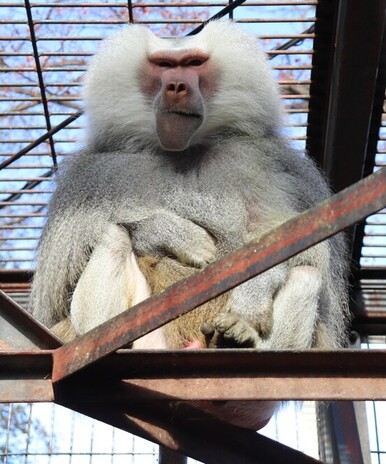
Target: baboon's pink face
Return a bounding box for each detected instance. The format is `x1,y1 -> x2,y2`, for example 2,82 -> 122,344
140,49 -> 218,151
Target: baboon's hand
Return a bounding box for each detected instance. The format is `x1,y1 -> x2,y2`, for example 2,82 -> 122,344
127,210 -> 217,268
201,314 -> 261,348
206,265 -> 323,350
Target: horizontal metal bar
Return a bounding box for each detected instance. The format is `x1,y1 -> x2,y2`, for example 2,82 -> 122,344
0,64 -> 312,74
281,95 -> 310,99
55,349 -> 386,402
0,226 -> 43,232
0,225 -> 43,229
2,350 -> 386,403
0,213 -> 46,219
0,352 -> 54,402
2,1 -> 317,6
0,190 -> 53,194
0,94 -> 309,103
0,154 -> 54,157
0,379 -> 53,402
52,167 -> 386,382
0,140 -> 71,144
0,270 -> 33,283
0,50 -> 290,57
280,80 -> 312,85
85,349 -> 386,380
242,17 -> 315,23
0,65 -> 313,72
0,239 -> 40,243
0,33 -> 316,41
0,237 -> 38,241
358,269 -> 386,280
1,113 -> 73,117
0,49 -> 312,57
0,176 -> 52,183
0,282 -> 30,295
119,376 -> 386,401
0,247 -> 35,251
0,167 -> 53,170
5,17 -> 315,25
286,108 -> 310,113
23,1 -> 320,6
275,65 -> 312,69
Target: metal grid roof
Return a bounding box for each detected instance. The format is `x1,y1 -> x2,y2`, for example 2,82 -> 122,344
0,1 -> 386,328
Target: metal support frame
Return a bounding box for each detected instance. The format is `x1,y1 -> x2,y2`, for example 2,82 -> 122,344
3,349 -> 386,403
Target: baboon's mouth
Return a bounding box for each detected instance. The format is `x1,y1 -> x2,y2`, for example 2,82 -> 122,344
167,109 -> 202,119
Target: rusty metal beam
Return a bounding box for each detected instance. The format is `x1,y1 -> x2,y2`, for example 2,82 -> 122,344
2,349 -> 386,403
159,447 -> 187,464
330,402 -> 365,464
52,167 -> 386,382
318,402 -> 366,464
53,349 -> 386,403
117,375 -> 386,401
351,287 -> 386,335
0,270 -> 33,292
3,348 -> 386,462
0,290 -> 62,350
0,352 -> 54,402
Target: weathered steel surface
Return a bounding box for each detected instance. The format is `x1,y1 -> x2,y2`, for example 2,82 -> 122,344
0,352 -> 54,402
0,290 -> 62,350
117,377 -> 386,401
54,349 -> 386,402
0,379 -> 54,403
330,402 -> 365,464
52,167 -> 386,381
159,447 -> 187,464
69,348 -> 386,378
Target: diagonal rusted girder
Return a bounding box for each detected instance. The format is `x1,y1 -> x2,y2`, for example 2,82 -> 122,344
66,398 -> 323,464
0,290 -> 61,351
52,167 -> 386,382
